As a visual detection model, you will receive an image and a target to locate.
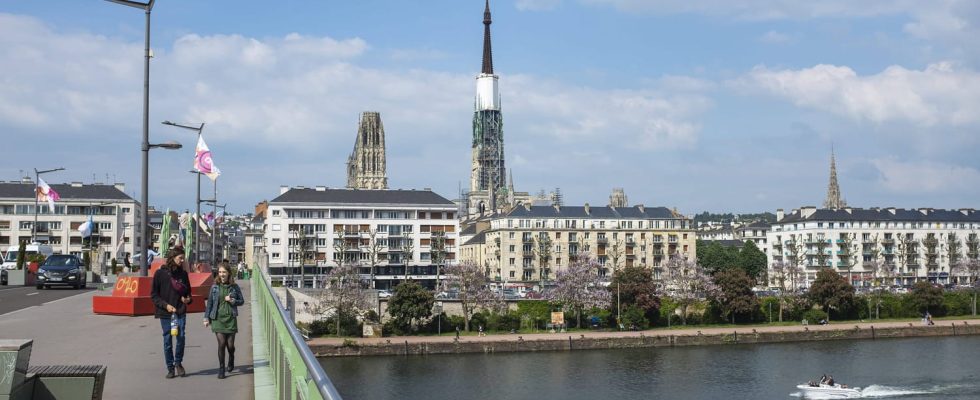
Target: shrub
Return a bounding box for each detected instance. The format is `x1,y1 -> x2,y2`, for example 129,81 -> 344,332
619,305 -> 648,330
942,290 -> 972,316
802,309 -> 828,324
469,312 -> 488,332
309,319 -> 332,337
487,311 -> 521,332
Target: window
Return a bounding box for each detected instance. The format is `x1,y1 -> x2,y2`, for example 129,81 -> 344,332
123,207 -> 131,214
99,222 -> 112,231
272,210 -> 280,216
272,238 -> 280,245
272,224 -> 281,231
19,221 -> 32,230
0,220 -> 8,230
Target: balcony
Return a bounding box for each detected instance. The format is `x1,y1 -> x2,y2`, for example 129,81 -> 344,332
596,237 -> 608,245
522,238 -> 534,244
522,250 -> 535,256
881,239 -> 895,245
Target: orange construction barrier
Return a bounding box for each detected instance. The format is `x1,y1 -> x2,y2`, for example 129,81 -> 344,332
92,262 -> 213,316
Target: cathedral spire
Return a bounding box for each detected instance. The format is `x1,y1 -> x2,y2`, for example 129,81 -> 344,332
481,0 -> 494,75
823,147 -> 846,209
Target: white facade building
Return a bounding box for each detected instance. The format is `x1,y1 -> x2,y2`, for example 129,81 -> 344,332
768,206 -> 980,288
0,181 -> 140,269
265,186 -> 459,289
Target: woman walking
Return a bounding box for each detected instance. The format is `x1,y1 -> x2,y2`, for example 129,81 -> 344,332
150,246 -> 193,379
203,262 -> 245,379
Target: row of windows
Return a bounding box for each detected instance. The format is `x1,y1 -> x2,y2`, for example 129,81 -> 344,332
275,209 -> 455,220
776,221 -> 978,231
0,205 -> 124,215
507,219 -> 690,230
3,221 -> 113,231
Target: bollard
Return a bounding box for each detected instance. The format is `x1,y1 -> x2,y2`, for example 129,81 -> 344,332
569,336 -> 573,351
733,330 -> 738,343
871,325 -> 876,340
952,322 -> 956,336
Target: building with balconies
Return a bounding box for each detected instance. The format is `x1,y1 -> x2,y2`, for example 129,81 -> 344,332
0,181 -> 139,271
460,203 -> 696,286
768,206 -> 980,288
265,186 -> 459,289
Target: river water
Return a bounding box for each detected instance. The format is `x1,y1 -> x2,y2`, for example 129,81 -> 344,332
320,335 -> 980,399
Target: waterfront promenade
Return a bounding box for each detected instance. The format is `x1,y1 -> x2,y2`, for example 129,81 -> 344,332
309,317 -> 980,349
0,285 -> 255,400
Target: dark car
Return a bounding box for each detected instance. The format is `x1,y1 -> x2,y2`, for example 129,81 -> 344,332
37,255 -> 87,289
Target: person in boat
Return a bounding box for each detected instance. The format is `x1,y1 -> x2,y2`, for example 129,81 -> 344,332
827,376 -> 835,386
819,374 -> 828,384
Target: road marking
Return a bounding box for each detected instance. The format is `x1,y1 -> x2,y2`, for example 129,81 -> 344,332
26,292 -> 38,296
0,289 -> 96,318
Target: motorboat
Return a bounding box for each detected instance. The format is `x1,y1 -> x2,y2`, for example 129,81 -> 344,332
796,383 -> 862,398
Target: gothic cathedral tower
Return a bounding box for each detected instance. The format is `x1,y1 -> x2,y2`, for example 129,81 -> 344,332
346,111 -> 388,190
470,0 -> 506,201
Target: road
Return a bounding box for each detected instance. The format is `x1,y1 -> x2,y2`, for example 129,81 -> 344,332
0,285 -> 96,316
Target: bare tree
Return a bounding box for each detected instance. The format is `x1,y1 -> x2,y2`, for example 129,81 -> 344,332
606,239 -> 623,275
365,229 -> 384,289
953,259 -> 980,316
315,262 -> 372,337
663,256 -> 719,325
533,233 -> 553,283
442,261 -> 500,331
897,233 -> 918,283
545,255 -> 611,328
813,236 -> 831,270
431,230 -> 447,287
839,233 -> 858,286
402,230 -> 415,283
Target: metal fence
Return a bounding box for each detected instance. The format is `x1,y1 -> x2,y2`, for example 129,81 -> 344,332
254,263 -> 343,400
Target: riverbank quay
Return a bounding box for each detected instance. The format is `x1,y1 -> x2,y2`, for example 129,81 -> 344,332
309,318 -> 980,357
0,286 -> 254,399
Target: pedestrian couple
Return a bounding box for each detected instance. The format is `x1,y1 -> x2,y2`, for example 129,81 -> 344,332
151,247 -> 244,380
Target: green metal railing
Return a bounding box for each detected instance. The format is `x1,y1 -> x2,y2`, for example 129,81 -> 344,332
254,265 -> 343,400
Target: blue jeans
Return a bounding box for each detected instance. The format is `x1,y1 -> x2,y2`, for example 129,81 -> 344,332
160,314 -> 187,369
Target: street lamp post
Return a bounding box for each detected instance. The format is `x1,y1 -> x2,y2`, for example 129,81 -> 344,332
106,0 -> 159,277
164,121 -> 205,265
32,167 -> 65,243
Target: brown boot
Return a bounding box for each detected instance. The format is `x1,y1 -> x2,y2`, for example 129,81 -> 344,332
175,364 -> 186,377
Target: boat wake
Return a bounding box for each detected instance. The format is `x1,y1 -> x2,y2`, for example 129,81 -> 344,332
791,383 -> 964,398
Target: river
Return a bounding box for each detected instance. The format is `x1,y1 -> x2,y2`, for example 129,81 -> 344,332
320,335 -> 980,399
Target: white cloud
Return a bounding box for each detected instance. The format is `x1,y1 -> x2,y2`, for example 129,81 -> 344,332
872,158 -> 980,193
734,62 -> 980,127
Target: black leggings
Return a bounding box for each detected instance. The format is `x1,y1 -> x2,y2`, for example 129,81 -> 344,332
216,333 -> 236,366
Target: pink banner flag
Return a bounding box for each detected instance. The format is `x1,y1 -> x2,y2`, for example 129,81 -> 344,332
194,135 -> 221,181
36,177 -> 60,212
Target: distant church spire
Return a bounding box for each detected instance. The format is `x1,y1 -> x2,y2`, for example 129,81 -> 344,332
481,0 -> 494,75
823,147 -> 846,209
346,112 -> 388,190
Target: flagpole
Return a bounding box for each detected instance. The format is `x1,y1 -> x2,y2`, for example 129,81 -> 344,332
32,167 -> 65,243
211,178 -> 217,267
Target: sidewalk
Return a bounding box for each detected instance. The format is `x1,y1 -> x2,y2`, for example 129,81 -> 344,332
0,285 -> 254,400
308,317 -> 980,346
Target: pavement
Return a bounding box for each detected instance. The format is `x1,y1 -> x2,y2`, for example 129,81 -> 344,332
0,285 -> 97,315
308,317 -> 980,346
0,284 -> 254,400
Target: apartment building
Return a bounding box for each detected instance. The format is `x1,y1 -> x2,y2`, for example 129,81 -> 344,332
265,186 -> 459,289
461,203 -> 696,285
0,181 -> 140,268
768,206 -> 980,288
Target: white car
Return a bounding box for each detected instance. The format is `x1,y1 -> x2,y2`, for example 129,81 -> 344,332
377,289 -> 392,299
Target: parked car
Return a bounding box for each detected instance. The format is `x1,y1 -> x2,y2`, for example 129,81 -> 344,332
377,289 -> 392,299
36,254 -> 87,290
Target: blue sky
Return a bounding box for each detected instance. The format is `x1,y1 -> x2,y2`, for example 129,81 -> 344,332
2,1 -> 979,215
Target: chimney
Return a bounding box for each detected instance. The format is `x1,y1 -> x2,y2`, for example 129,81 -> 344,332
886,207 -> 896,215
113,182 -> 126,192
918,208 -> 930,216
315,186 -> 326,192
280,185 -> 289,195
776,208 -> 784,221
637,204 -> 645,214
71,182 -> 83,187
843,207 -> 852,214
960,208 -> 974,216
553,204 -> 560,213
801,206 -> 817,218
584,203 -> 590,215
423,187 -> 431,191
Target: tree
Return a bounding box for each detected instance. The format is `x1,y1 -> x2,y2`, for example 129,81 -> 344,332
365,229 -> 384,289
609,265 -> 661,324
908,281 -> 944,316
442,261 -> 499,331
711,269 -> 758,323
546,256 -> 611,328
386,281 -> 434,332
736,240 -> 767,281
315,263 -> 372,337
813,237 -> 831,269
807,268 -> 855,321
769,260 -> 805,322
15,240 -> 26,269
663,256 -> 719,325
606,239 -> 623,274
897,234 -> 918,279
431,231 -> 447,286
838,233 -> 858,286
696,240 -> 737,275
952,259 -> 980,316
864,258 -> 895,319
533,233 -> 553,282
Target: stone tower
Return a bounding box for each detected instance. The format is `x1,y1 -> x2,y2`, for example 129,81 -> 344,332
470,0 -> 505,199
346,112 -> 388,190
823,148 -> 846,209
609,188 -> 628,208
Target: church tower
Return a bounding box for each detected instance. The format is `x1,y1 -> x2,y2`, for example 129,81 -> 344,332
346,111 -> 388,190
470,0 -> 506,199
823,148 -> 846,209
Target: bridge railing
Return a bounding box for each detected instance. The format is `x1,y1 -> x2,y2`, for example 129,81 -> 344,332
254,264 -> 343,400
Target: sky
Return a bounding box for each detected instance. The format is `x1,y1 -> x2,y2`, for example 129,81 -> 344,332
2,0 -> 979,215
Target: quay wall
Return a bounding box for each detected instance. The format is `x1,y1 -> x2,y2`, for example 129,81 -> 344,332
311,323 -> 980,357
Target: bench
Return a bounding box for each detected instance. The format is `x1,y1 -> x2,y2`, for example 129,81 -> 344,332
26,365 -> 107,400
